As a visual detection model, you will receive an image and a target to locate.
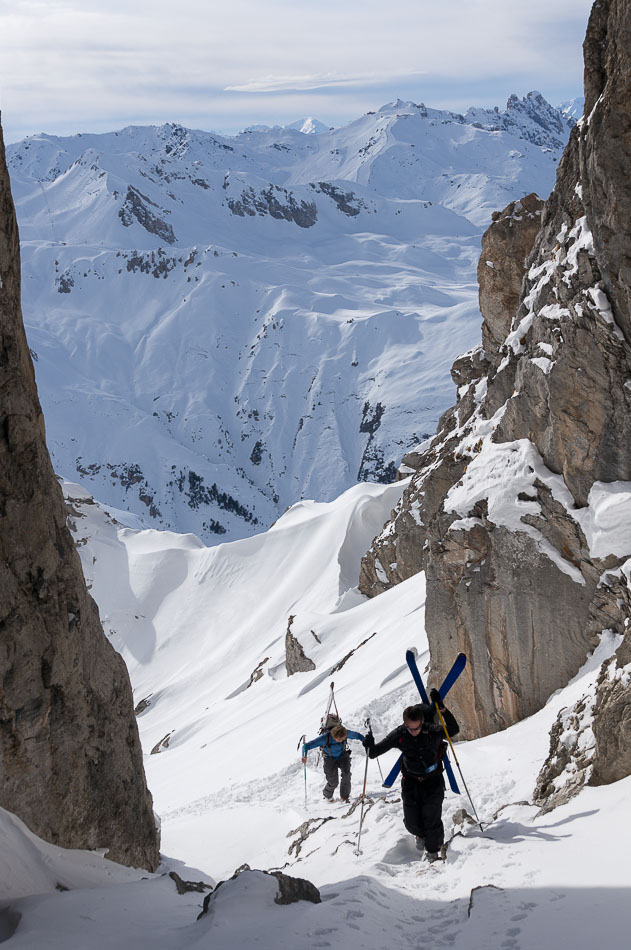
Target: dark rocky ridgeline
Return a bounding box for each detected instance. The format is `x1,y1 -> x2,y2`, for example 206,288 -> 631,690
0,118 -> 160,870
226,183 -> 317,228
359,0 -> 631,782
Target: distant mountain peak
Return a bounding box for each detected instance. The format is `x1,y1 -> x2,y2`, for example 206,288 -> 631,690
285,117 -> 330,135
500,90 -> 569,143
458,90 -> 573,150
558,96 -> 585,126
243,117 -> 330,135
377,99 -> 420,115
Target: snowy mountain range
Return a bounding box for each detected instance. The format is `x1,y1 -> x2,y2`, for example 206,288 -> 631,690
8,92 -> 573,543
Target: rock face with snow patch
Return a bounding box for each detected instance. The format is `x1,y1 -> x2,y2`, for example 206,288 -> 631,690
0,121 -> 159,869
360,0 -> 631,747
285,616 -> 316,675
477,193 -> 544,369
197,866 -> 321,920
358,194 -> 544,599
534,622 -> 631,811
591,629 -> 631,785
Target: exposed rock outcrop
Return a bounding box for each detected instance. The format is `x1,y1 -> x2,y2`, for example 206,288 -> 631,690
0,118 -> 159,869
591,625 -> 631,785
226,184 -> 317,228
360,0 -> 631,751
477,193 -> 544,369
534,609 -> 631,812
197,866 -> 321,919
285,615 -> 316,675
533,684 -> 597,812
119,185 -> 176,244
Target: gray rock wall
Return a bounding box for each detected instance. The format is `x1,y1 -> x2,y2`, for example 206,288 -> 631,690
0,118 -> 160,870
591,641 -> 631,786
478,194 -> 544,369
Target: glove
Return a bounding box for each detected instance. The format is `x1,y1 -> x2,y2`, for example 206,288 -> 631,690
301,756 -> 307,764
429,688 -> 444,709
362,734 -> 375,750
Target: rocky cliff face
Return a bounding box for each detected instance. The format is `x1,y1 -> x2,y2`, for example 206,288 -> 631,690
0,119 -> 160,870
477,194 -> 545,370
360,0 -> 631,778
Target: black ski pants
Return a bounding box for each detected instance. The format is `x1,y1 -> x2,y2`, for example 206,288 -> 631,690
322,750 -> 351,800
401,772 -> 445,852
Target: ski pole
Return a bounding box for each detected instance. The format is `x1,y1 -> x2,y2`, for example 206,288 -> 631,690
363,716 -> 383,781
297,734 -> 307,807
361,718 -> 372,800
433,703 -> 484,831
354,718 -> 371,856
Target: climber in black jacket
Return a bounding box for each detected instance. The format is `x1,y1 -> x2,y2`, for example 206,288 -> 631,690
363,692 -> 459,861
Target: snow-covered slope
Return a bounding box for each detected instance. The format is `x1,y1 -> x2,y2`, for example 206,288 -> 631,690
8,93 -> 571,543
2,479 -> 629,948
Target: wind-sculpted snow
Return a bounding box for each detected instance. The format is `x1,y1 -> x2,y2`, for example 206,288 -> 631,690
8,94 -> 570,542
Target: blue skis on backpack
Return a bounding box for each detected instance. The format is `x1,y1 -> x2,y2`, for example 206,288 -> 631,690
382,651 -> 466,792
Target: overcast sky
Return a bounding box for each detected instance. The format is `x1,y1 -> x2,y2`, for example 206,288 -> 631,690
0,0 -> 593,144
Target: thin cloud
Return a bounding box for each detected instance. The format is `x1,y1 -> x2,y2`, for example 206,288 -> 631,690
226,70 -> 427,94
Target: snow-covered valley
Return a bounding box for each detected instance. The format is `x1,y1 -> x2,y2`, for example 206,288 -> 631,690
7,93 -> 574,542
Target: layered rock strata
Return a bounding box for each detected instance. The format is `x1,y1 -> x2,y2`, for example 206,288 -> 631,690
0,119 -> 159,869
360,0 -> 631,756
